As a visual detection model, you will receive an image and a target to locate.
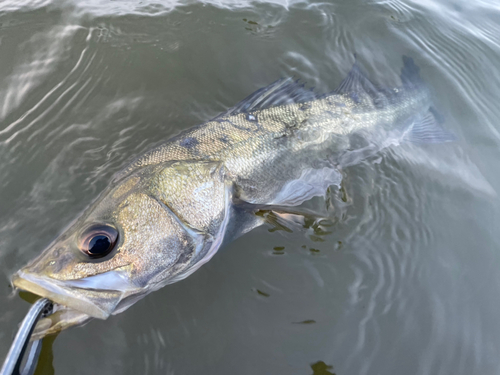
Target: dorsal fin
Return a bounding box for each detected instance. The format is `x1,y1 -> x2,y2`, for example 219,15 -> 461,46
222,78 -> 317,116
217,56 -> 418,118
400,55 -> 423,88
333,59 -> 378,97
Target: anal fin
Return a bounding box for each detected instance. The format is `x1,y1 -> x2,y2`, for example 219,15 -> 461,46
403,109 -> 456,144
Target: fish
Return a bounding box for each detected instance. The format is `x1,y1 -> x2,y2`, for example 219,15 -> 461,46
11,56 -> 454,339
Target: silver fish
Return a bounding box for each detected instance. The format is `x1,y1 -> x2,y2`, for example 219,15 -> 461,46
12,57 -> 454,338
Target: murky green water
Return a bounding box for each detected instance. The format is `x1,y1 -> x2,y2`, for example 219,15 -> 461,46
1,0 -> 500,374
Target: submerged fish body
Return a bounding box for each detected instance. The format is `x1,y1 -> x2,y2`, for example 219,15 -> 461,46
12,57 -> 454,338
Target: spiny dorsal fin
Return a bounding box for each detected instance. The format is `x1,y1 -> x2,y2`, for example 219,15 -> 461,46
222,78 -> 317,116
333,58 -> 379,97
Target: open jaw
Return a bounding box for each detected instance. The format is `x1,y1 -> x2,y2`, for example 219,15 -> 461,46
11,270 -> 138,339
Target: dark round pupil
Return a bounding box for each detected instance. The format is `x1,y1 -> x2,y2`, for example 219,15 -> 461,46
88,235 -> 111,254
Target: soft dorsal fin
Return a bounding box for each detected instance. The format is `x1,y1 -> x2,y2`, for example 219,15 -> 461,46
400,55 -> 423,88
333,59 -> 379,97
222,78 -> 317,116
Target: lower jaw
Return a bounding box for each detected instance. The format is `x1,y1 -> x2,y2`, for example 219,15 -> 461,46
31,305 -> 93,341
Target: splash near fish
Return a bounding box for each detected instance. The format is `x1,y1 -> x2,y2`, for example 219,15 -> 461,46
11,56 -> 454,338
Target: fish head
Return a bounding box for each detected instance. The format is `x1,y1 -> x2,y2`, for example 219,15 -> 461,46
12,160 -> 231,338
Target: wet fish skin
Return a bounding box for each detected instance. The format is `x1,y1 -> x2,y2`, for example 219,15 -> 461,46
12,57 -> 453,337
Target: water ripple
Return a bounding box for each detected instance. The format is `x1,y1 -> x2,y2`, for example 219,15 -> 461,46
0,0 -> 499,373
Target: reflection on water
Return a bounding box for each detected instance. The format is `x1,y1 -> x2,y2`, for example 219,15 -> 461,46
1,0 -> 500,373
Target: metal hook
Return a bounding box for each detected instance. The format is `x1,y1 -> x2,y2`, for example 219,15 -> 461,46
0,299 -> 53,375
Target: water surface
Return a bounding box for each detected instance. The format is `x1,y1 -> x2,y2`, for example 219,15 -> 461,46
1,0 -> 500,374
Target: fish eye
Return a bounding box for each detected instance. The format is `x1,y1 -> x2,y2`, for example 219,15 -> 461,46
79,224 -> 118,258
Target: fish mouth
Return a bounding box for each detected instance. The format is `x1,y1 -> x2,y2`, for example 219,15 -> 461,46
12,271 -> 112,320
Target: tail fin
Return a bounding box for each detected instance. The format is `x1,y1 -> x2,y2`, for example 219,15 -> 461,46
401,56 -> 423,88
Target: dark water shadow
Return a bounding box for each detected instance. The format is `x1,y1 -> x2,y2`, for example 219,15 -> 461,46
33,334 -> 57,375
310,361 -> 336,375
